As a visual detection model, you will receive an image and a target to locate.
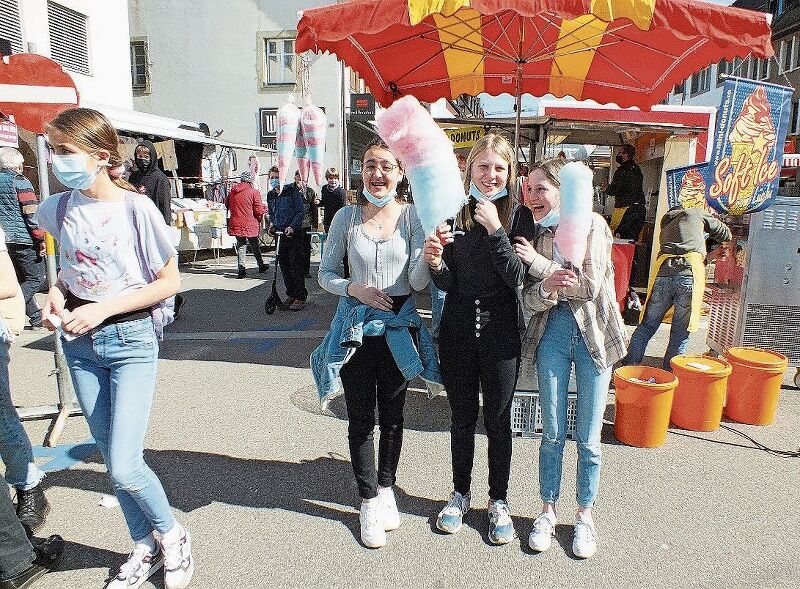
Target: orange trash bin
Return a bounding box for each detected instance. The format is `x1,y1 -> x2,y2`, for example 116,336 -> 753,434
613,366 -> 678,448
669,355 -> 732,431
724,347 -> 788,425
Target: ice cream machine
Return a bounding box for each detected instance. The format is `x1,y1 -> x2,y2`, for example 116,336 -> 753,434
706,195 -> 800,387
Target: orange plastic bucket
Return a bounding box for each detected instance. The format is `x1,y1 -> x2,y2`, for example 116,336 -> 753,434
669,355 -> 732,431
613,366 -> 678,448
723,347 -> 788,425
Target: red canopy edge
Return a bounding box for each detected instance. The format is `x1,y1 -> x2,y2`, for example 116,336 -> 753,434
297,0 -> 774,58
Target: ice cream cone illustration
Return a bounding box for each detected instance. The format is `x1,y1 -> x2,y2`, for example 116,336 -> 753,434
727,86 -> 776,209
678,167 -> 707,209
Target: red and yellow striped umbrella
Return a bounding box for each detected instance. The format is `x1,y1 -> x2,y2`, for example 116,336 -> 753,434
297,0 -> 773,112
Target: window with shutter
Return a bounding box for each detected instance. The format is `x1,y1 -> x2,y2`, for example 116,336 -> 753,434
47,1 -> 91,75
130,39 -> 149,93
0,0 -> 23,54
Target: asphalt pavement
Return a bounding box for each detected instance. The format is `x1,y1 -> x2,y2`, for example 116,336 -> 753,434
7,248 -> 799,589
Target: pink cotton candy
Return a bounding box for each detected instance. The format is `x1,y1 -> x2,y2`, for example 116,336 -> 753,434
376,96 -> 453,169
300,103 -> 327,186
554,218 -> 592,267
277,101 -> 302,190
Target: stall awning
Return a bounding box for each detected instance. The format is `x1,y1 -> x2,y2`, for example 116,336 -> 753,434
82,101 -> 274,153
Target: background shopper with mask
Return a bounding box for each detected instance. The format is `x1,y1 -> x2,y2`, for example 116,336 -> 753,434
514,158 -> 627,560
267,168 -> 307,311
35,108 -> 194,589
606,143 -> 646,238
317,141 -> 430,548
128,140 -> 172,226
424,133 -> 534,546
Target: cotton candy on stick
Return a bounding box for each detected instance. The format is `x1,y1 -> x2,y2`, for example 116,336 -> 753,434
375,96 -> 465,236
299,103 -> 327,186
276,101 -> 301,190
554,161 -> 594,269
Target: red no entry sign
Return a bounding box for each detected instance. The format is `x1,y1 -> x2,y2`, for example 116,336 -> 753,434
0,53 -> 79,134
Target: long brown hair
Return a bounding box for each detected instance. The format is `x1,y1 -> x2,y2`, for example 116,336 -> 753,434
529,157 -> 567,190
46,108 -> 137,192
456,133 -> 517,232
357,140 -> 408,205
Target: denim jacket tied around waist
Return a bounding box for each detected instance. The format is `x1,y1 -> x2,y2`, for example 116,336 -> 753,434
310,296 -> 444,410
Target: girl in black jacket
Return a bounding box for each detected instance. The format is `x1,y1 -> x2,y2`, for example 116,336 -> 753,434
424,134 -> 534,545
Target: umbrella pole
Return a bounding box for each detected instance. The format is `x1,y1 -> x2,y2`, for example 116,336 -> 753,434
513,62 -> 523,165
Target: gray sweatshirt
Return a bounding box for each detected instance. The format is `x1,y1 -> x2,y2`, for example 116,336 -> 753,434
318,204 -> 430,297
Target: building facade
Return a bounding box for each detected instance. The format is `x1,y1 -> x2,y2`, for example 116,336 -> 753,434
0,0 -> 133,109
127,0 -> 364,183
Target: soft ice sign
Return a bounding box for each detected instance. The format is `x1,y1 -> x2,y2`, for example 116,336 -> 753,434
706,78 -> 792,215
667,163 -> 709,210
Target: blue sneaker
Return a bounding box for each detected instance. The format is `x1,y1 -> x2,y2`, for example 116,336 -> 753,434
487,499 -> 515,545
436,491 -> 470,534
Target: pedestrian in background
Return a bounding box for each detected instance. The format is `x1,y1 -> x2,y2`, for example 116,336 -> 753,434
226,170 -> 268,279
515,157 -> 627,559
0,147 -> 45,330
36,108 -> 193,589
424,133 -> 534,545
0,227 -> 50,536
315,141 -> 431,548
297,171 -> 319,278
268,170 -> 307,311
320,167 -> 346,233
624,206 -> 731,370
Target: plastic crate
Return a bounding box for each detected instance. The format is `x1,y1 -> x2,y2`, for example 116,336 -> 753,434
511,390 -> 577,439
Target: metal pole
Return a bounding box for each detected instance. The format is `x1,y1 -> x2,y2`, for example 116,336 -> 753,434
35,134 -> 75,447
513,62 -> 523,165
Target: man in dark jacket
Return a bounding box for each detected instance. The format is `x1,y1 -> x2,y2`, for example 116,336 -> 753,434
607,144 -> 646,239
267,171 -> 307,311
320,167 -> 346,233
128,140 -> 184,316
128,140 -> 172,225
0,148 -> 45,329
226,170 -> 268,278
624,207 -> 731,370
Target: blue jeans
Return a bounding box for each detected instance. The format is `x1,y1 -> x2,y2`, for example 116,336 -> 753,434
536,304 -> 610,508
625,273 -> 693,371
430,283 -> 446,338
0,341 -> 45,490
62,318 -> 176,541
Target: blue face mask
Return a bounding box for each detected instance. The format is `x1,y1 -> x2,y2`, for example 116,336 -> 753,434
362,187 -> 396,208
269,178 -> 279,190
51,153 -> 102,190
469,182 -> 507,202
537,208 -> 560,228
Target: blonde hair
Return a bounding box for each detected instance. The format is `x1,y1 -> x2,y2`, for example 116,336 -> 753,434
325,167 -> 340,180
457,133 -> 517,232
529,157 -> 567,189
45,107 -> 136,192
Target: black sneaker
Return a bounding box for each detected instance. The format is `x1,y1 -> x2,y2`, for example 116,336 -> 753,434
0,534 -> 63,589
16,486 -> 49,535
258,264 -> 269,274
236,268 -> 247,279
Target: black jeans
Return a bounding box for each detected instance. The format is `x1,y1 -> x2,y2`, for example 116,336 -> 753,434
235,236 -> 265,271
340,335 -> 408,499
277,233 -> 307,301
439,295 -> 521,501
6,245 -> 44,324
0,478 -> 35,580
300,229 -> 312,276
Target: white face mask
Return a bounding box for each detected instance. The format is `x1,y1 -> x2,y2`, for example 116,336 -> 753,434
362,187 -> 396,207
469,182 -> 507,202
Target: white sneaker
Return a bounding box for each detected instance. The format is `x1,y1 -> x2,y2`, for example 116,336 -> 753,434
162,526 -> 194,589
106,546 -> 163,589
360,499 -> 387,548
572,517 -> 598,559
528,512 -> 556,552
378,487 -> 400,531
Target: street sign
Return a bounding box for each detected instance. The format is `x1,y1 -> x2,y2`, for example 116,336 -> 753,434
350,93 -> 375,121
259,107 -> 277,150
0,53 -> 79,134
0,118 -> 17,147
445,125 -> 485,149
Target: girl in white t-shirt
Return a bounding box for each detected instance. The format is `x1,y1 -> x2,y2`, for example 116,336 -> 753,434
37,108 -> 193,589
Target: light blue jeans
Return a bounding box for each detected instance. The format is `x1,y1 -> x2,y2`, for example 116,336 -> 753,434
536,304 -> 610,508
430,283 -> 446,338
0,341 -> 45,490
62,318 -> 176,541
625,273 -> 693,371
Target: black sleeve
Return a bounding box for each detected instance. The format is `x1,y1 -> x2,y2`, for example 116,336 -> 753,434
336,187 -> 347,208
486,225 -> 526,289
431,239 -> 456,292
155,175 -> 172,226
